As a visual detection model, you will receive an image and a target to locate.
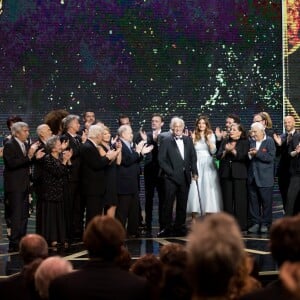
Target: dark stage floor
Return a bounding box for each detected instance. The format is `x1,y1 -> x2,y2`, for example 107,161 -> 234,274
0,188 -> 284,284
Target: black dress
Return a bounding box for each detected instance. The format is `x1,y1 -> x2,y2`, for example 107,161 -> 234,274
41,154 -> 70,244
99,144 -> 118,208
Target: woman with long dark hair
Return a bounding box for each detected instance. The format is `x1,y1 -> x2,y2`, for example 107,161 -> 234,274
187,116 -> 222,221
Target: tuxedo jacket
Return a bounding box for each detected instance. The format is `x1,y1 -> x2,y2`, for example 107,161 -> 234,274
248,136 -> 276,187
49,260 -> 150,300
158,135 -> 198,185
80,139 -> 110,196
217,138 -> 250,179
3,137 -> 32,193
117,140 -> 142,194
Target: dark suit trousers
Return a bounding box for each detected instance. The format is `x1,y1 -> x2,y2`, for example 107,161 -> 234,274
248,180 -> 273,226
8,192 -> 29,247
278,169 -> 291,211
85,195 -> 104,227
116,194 -> 139,235
68,181 -> 83,238
286,176 -> 300,216
144,164 -> 164,229
221,178 -> 248,230
163,178 -> 189,230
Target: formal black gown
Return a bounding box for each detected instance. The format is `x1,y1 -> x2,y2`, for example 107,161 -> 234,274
40,154 -> 70,244
99,144 -> 118,208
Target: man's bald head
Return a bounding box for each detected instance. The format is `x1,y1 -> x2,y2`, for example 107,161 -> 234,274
19,234 -> 48,264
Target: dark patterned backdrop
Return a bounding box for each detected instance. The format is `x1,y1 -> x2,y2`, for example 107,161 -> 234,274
0,0 -> 282,137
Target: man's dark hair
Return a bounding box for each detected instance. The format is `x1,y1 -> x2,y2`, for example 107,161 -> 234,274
83,216 -> 126,261
270,214 -> 300,267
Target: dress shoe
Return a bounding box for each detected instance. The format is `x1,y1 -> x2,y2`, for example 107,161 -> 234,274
157,228 -> 172,238
248,224 -> 260,234
260,225 -> 269,233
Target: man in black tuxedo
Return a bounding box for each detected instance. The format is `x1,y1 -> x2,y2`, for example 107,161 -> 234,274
49,215 -> 150,300
3,122 -> 38,252
0,233 -> 48,300
80,124 -> 118,227
158,117 -> 198,237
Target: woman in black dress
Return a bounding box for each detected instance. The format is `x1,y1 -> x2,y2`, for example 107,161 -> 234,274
99,126 -> 122,218
41,135 -> 72,247
217,123 -> 250,231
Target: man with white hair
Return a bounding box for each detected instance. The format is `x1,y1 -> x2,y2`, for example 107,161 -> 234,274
80,124 -> 118,226
247,122 -> 276,234
158,117 -> 198,237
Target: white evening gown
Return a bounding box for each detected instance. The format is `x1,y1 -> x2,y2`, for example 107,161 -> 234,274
187,135 -> 223,214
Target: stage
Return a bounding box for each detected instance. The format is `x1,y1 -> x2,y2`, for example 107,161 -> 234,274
0,188 -> 283,285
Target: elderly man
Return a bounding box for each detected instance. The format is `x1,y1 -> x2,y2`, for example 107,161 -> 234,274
0,234 -> 48,300
49,216 -> 150,300
32,124 -> 52,234
3,122 -> 39,252
116,124 -> 153,237
247,122 -> 276,234
158,117 -> 198,237
80,125 -> 118,226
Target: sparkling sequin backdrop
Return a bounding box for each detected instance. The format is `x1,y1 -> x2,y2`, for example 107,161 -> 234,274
0,0 -> 283,135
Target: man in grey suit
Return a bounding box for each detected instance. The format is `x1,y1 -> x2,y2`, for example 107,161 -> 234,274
158,117 -> 198,237
248,122 -> 276,234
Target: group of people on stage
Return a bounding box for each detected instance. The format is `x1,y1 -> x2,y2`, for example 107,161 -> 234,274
1,109 -> 300,250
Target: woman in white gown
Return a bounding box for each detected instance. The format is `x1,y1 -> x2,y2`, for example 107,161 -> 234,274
187,116 -> 223,219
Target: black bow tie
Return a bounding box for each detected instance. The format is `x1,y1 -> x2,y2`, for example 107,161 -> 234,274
175,136 -> 183,140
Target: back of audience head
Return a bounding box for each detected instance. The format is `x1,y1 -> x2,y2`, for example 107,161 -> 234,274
159,243 -> 190,300
159,243 -> 187,268
83,215 -> 126,261
186,212 -> 244,298
19,234 -> 48,265
35,256 -> 73,299
130,254 -> 163,286
270,214 -> 300,267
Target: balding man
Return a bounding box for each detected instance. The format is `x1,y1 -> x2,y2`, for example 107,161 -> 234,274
273,116 -> 298,211
33,124 -> 52,234
0,234 -> 48,300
